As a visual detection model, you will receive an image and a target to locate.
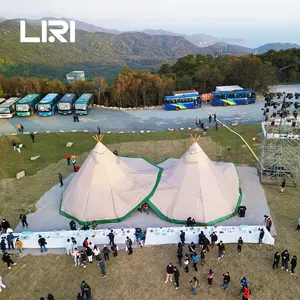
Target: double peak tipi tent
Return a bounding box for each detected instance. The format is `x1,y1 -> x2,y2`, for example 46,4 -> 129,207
149,135 -> 242,225
60,135 -> 161,224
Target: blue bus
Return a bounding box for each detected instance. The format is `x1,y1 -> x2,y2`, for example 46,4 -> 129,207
37,93 -> 61,116
164,93 -> 200,110
57,93 -> 77,115
74,94 -> 94,115
211,89 -> 256,106
16,94 -> 40,116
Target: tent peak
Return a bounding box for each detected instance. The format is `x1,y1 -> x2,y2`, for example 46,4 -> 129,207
93,134 -> 104,143
190,134 -> 200,143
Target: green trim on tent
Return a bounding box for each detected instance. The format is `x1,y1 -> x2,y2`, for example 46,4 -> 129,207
59,156 -> 163,225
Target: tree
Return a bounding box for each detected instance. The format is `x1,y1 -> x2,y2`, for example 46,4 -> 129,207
92,77 -> 108,105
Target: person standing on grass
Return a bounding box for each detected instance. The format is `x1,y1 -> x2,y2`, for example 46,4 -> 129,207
98,258 -> 106,277
173,266 -> 180,289
85,285 -> 92,300
281,178 -> 286,193
97,125 -> 101,135
237,237 -> 243,254
188,242 -> 196,259
72,248 -> 80,266
266,218 -> 272,232
86,247 -> 93,263
30,132 -> 35,142
210,232 -> 218,249
217,241 -> 225,260
180,230 -> 185,246
273,251 -> 280,269
184,254 -> 190,273
192,253 -> 199,271
126,236 -> 133,255
242,286 -> 251,300
108,230 -> 115,245
93,245 -> 101,260
58,173 -> 63,187
198,231 -> 205,249
77,292 -> 84,300
189,277 -> 199,296
200,249 -> 207,266
258,228 -> 265,246
177,244 -> 183,267
2,253 -> 16,269
207,269 -> 214,286
66,153 -> 71,165
102,245 -> 110,260
19,214 -> 28,228
239,277 -> 248,295
111,243 -> 118,258
83,238 -> 89,249
165,263 -> 174,283
1,219 -> 11,233
7,232 -> 18,250
80,281 -> 88,295
38,235 -> 47,253
15,238 -> 23,255
291,255 -> 297,275
221,272 -> 230,291
12,140 -> 17,152
65,239 -> 72,256
0,238 -> 6,254
215,122 -> 219,131
0,276 -> 6,292
281,249 -> 290,272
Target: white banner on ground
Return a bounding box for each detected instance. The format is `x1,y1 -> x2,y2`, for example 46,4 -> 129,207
2,228 -> 136,249
144,225 -> 274,246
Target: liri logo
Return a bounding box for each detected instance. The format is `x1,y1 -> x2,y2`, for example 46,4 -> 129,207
20,20 -> 75,43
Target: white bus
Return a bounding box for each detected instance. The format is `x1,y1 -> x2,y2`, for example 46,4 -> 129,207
0,98 -> 20,118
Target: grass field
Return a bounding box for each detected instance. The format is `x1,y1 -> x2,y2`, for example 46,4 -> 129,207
1,124 -> 300,300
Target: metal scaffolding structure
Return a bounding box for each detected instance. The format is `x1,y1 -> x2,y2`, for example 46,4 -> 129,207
259,100 -> 300,186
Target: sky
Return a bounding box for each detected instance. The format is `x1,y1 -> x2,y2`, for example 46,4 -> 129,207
1,0 -> 299,47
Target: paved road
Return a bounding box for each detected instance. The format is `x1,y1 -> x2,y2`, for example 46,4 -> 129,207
0,102 -> 265,135
1,83 -> 300,135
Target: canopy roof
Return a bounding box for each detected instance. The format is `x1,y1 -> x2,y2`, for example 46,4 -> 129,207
149,142 -> 242,225
60,140 -> 161,224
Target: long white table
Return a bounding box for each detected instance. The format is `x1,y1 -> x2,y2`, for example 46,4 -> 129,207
2,228 -> 136,248
144,225 -> 274,246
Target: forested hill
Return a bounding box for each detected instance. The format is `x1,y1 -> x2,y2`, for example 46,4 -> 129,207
0,20 -> 200,81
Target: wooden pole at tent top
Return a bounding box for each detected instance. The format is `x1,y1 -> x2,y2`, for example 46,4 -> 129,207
190,134 -> 200,143
93,134 -> 104,143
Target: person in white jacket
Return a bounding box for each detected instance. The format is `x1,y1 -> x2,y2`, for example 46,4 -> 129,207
72,248 -> 80,266
0,276 -> 6,292
65,239 -> 73,255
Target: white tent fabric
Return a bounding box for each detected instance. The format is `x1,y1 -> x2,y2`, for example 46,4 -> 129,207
61,142 -> 160,223
149,142 -> 241,224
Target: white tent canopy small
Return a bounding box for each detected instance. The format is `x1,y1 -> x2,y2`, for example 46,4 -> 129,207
61,140 -> 161,223
149,142 -> 241,225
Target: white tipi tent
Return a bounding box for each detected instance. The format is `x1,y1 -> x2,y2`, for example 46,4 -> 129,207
149,137 -> 241,225
60,136 -> 161,224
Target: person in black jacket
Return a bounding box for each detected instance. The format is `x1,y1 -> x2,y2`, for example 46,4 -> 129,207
259,228 -> 265,246
177,245 -> 183,267
281,249 -> 290,272
80,251 -> 87,268
273,251 -> 280,269
165,263 -> 174,283
237,237 -> 243,254
180,230 -> 185,246
111,243 -> 118,257
19,214 -> 28,228
108,230 -> 115,245
210,232 -> 218,249
221,272 -> 230,291
6,233 -> 18,250
217,241 -> 225,260
84,285 -> 92,300
69,220 -> 76,230
0,237 -> 6,253
38,235 -> 47,253
188,242 -> 196,259
173,266 -> 180,289
1,219 -> 10,233
291,255 -> 297,275
102,245 -> 110,260
2,253 -> 16,269
198,231 -> 205,249
86,247 -> 93,263
203,237 -> 210,252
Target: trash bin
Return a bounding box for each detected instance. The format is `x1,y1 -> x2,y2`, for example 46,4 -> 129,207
238,206 -> 246,217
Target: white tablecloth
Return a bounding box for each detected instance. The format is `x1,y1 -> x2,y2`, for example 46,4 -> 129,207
144,225 -> 274,246
2,228 -> 136,248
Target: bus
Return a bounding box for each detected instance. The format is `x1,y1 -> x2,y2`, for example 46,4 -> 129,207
0,98 -> 6,105
0,97 -> 20,118
57,93 -> 77,115
16,94 -> 40,116
211,89 -> 256,106
74,94 -> 94,115
37,93 -> 61,116
164,93 -> 201,110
